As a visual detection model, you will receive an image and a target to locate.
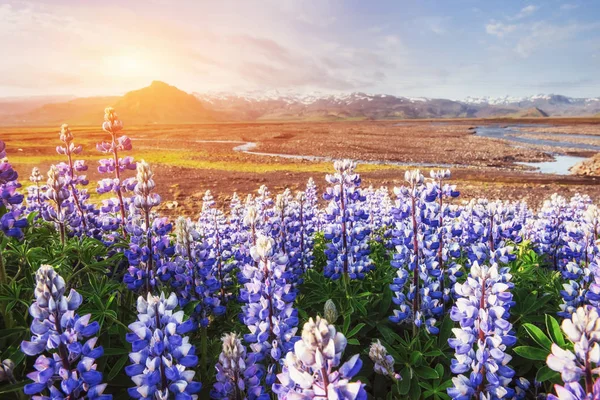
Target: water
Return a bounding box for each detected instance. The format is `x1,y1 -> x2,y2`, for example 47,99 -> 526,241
199,140 -> 467,168
517,155 -> 587,175
476,125 -> 598,175
475,125 -> 600,151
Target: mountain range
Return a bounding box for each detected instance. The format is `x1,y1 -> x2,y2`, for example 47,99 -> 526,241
0,81 -> 598,125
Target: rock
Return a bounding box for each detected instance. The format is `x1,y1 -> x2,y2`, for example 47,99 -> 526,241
570,153 -> 600,176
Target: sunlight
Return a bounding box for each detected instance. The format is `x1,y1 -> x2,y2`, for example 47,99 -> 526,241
104,54 -> 143,76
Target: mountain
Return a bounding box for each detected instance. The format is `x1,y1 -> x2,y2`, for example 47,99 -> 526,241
3,96 -> 120,125
0,81 -> 214,125
195,91 -> 600,120
195,92 -> 480,120
507,107 -> 549,118
463,94 -> 600,116
111,81 -> 213,124
0,95 -> 75,117
1,83 -> 599,125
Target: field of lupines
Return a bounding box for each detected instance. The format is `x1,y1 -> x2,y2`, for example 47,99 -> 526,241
0,108 -> 599,400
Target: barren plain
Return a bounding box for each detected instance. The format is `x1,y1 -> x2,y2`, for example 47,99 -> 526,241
2,118 -> 599,215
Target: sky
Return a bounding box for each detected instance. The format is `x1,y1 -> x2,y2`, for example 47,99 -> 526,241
1,0 -> 599,99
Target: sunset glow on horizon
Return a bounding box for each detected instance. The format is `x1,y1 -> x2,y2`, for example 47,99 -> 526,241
1,0 -> 600,99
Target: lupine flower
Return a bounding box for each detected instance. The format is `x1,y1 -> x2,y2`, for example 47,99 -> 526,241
42,165 -> 80,244
322,160 -> 373,280
369,340 -> 400,380
0,359 -> 15,383
389,169 -> 453,334
211,333 -> 269,400
0,140 -> 27,239
239,234 -> 298,386
547,305 -> 600,396
125,292 -> 201,399
26,167 -> 48,217
56,123 -> 94,234
273,316 -> 366,399
199,190 -> 236,303
172,214 -> 226,329
21,265 -> 110,399
447,262 -> 517,400
96,107 -> 136,233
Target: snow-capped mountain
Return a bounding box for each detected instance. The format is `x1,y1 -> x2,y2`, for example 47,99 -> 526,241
193,91 -> 600,120
1,82 -> 598,125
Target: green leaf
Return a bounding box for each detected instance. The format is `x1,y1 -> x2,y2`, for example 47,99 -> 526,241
513,346 -> 549,361
346,323 -> 366,339
414,366 -> 440,379
536,366 -> 559,383
103,348 -> 130,356
347,338 -> 360,345
107,355 -> 128,381
409,377 -> 422,399
523,323 -> 552,351
0,381 -> 27,394
546,314 -> 565,347
410,351 -> 423,366
399,367 -> 412,395
0,327 -> 26,337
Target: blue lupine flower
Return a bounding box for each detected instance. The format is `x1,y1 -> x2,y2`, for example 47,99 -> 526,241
388,170 -> 455,333
21,264 -> 110,399
0,140 -> 27,239
96,107 -> 136,233
239,234 -> 298,387
369,340 -> 400,380
272,316 -> 366,399
56,124 -> 97,236
547,306 -> 600,394
447,262 -> 517,400
125,292 -> 201,399
322,160 -> 372,280
211,333 -> 269,400
42,165 -> 81,243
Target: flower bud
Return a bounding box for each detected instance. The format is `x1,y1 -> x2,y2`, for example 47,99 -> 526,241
324,299 -> 338,323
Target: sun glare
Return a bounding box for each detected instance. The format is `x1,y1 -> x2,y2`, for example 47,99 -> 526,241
104,54 -> 143,76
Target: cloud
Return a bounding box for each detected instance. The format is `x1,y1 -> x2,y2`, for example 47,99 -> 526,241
560,3 -> 579,10
515,21 -> 600,57
512,5 -> 539,20
415,16 -> 451,35
486,21 -> 518,37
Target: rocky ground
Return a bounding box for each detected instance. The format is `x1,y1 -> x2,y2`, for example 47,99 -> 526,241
2,118 -> 599,216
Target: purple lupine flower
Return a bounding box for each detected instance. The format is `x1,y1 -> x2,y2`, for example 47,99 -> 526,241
447,262 -> 517,400
0,359 -> 15,384
56,124 -> 94,234
42,165 -> 80,244
96,107 -> 136,234
369,340 -> 401,380
239,234 -> 298,387
26,167 -> 47,217
125,292 -> 201,399
547,305 -> 600,396
322,160 -> 372,280
124,160 -> 168,293
172,215 -> 226,328
388,170 -> 450,334
295,190 -> 317,273
199,190 -> 236,303
21,265 -> 110,399
0,140 -> 27,239
211,333 -> 269,400
272,316 -> 366,399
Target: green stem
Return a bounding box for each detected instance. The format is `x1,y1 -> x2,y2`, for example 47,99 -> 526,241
0,237 -> 14,328
201,326 -> 208,380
